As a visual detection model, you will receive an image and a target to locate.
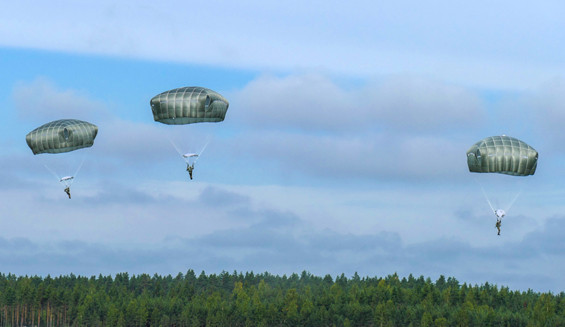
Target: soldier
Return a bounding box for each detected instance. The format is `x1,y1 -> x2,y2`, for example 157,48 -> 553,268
187,164 -> 194,180
495,219 -> 501,236
64,187 -> 71,199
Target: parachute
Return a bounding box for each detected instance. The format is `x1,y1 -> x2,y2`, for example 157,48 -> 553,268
150,87 -> 229,179
466,135 -> 538,219
466,135 -> 538,176
26,119 -> 98,196
26,119 -> 98,155
150,87 -> 229,125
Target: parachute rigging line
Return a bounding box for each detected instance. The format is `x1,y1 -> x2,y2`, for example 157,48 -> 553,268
71,155 -> 86,183
166,134 -> 185,158
474,176 -> 495,214
505,183 -> 526,214
197,135 -> 211,159
39,156 -> 61,182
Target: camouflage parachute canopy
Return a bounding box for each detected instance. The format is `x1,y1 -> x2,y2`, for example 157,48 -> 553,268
150,87 -> 229,125
26,119 -> 98,155
466,136 -> 538,176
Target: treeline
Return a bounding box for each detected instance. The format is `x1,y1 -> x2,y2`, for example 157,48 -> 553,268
0,270 -> 563,327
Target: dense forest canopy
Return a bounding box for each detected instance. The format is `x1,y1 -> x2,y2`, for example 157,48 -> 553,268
0,270 -> 563,327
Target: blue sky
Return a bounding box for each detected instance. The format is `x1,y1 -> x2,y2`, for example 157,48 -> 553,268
2,0 -> 565,292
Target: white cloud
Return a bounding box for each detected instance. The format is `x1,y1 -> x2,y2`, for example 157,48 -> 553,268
232,74 -> 351,131
13,77 -> 108,122
232,74 -> 485,133
488,78 -> 565,160
363,76 -> 485,132
528,79 -> 565,144
2,1 -> 565,88
220,130 -> 468,182
91,119 -> 170,163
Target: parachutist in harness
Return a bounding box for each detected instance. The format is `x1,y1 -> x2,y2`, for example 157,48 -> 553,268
26,120 -> 97,201
495,219 -> 501,236
494,209 -> 504,235
187,163 -> 194,180
467,136 -> 538,232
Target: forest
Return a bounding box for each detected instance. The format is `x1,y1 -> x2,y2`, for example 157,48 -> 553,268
0,270 -> 563,327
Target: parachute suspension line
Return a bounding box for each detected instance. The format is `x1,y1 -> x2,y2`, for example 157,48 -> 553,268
505,183 -> 526,214
196,134 -> 211,163
480,184 -> 496,214
69,155 -> 87,187
39,156 -> 62,182
166,134 -> 185,158
474,176 -> 495,214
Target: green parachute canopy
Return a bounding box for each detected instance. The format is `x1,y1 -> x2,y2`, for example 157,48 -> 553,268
466,135 -> 538,176
150,87 -> 229,125
26,119 -> 98,155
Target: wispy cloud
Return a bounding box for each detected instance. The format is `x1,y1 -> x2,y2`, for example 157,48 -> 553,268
13,77 -> 108,122
232,74 -> 485,133
2,1 -> 565,88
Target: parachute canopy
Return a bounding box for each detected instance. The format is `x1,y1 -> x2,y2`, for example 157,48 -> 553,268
150,86 -> 229,125
466,135 -> 538,176
26,119 -> 98,155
